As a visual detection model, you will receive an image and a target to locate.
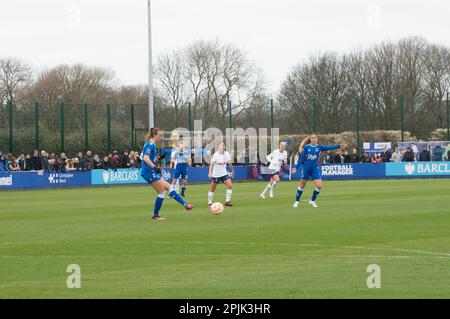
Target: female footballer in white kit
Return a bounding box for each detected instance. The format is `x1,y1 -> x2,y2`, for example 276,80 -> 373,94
260,142 -> 288,199
208,142 -> 235,206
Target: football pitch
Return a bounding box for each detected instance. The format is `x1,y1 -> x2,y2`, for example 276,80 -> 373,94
1,178 -> 449,299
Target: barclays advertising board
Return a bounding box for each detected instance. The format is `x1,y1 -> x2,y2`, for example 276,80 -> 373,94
91,167 -> 249,185
92,169 -> 171,185
386,162 -> 450,177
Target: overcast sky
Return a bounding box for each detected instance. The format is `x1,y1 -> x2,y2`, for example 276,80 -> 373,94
1,0 -> 449,93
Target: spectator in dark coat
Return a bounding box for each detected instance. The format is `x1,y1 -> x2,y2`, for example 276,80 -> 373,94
362,153 -> 371,163
121,150 -> 131,168
432,144 -> 445,161
40,151 -> 49,171
333,152 -> 343,164
102,156 -> 111,170
76,152 -> 84,170
17,154 -> 25,170
111,151 -> 121,170
342,150 -> 351,163
0,152 -> 8,172
380,146 -> 392,162
31,150 -> 43,170
350,148 -> 360,163
83,150 -> 94,170
24,154 -> 32,171
402,147 -> 415,162
326,151 -> 335,164
93,154 -> 102,169
418,147 -> 431,162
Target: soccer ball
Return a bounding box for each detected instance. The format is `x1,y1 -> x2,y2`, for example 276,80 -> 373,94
210,202 -> 224,215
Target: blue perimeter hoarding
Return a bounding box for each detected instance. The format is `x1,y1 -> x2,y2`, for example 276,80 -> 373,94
0,171 -> 91,190
1,163 -> 449,190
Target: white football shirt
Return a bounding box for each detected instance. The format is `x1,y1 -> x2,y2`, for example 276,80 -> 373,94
267,149 -> 287,171
211,151 -> 231,177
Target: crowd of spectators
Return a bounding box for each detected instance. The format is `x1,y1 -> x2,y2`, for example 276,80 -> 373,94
0,150 -> 142,173
2,143 -> 450,173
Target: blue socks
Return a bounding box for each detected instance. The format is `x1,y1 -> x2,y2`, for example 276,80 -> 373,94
181,186 -> 186,196
153,193 -> 165,217
311,188 -> 320,201
169,185 -> 187,207
295,187 -> 303,202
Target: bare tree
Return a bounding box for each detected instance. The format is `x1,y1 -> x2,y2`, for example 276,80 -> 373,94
0,57 -> 32,106
155,49 -> 187,127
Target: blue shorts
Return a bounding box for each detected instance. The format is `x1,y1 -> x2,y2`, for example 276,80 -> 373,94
173,167 -> 188,180
211,174 -> 231,184
301,166 -> 322,180
141,171 -> 162,184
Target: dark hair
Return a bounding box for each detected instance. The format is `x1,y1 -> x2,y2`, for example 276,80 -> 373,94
145,127 -> 163,142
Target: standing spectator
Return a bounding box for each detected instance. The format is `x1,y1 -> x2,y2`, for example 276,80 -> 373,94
402,147 -> 415,162
40,151 -> 49,171
102,156 -> 111,170
134,151 -> 141,168
362,153 -> 372,163
8,156 -> 20,171
333,152 -> 343,164
24,154 -> 33,171
0,152 -> 8,172
432,143 -> 445,161
111,151 -> 121,170
17,154 -> 25,170
380,146 -> 392,162
350,148 -> 360,163
390,147 -> 403,162
121,150 -> 131,168
31,150 -> 43,170
418,147 -> 431,162
59,153 -> 68,169
326,151 -> 335,164
83,150 -> 94,170
342,150 -> 351,163
76,152 -> 84,170
93,154 -> 102,169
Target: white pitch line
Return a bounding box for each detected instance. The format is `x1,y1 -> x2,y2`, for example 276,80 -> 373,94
1,240 -> 450,258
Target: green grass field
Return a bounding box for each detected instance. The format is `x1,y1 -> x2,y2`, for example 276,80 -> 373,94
1,179 -> 450,299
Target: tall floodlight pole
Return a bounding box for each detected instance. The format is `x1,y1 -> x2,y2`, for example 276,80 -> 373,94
148,0 -> 154,128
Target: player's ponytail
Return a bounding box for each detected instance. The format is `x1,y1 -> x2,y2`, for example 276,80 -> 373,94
145,127 -> 162,142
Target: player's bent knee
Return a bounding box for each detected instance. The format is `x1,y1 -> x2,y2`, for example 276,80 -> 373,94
158,192 -> 166,198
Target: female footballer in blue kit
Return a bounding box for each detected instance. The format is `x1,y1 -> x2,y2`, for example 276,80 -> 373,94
140,128 -> 193,221
170,143 -> 191,197
292,134 -> 347,208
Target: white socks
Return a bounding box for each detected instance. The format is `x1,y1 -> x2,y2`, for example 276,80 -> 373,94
270,181 -> 277,191
208,191 -> 214,204
226,189 -> 232,202
209,190 -> 232,203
